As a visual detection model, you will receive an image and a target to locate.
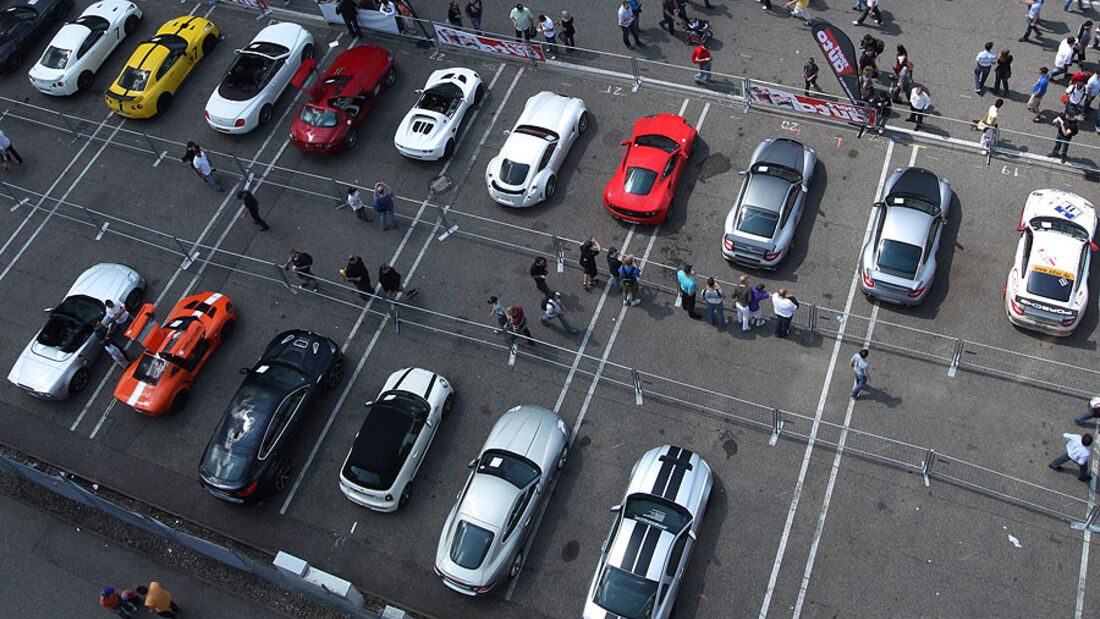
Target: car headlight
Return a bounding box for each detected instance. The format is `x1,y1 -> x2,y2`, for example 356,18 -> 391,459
557,418 -> 567,435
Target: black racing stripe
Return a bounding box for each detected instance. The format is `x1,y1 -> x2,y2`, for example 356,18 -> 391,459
632,525 -> 662,576
390,367 -> 416,391
650,446 -> 680,496
663,448 -> 693,501
424,372 -> 438,401
621,520 -> 648,569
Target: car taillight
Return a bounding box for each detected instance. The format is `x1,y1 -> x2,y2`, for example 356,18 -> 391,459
235,119 -> 245,127
907,285 -> 926,298
764,250 -> 782,261
723,238 -> 733,251
472,580 -> 497,592
1009,299 -> 1025,315
1062,315 -> 1079,326
233,480 -> 259,497
862,271 -> 875,288
205,110 -> 210,119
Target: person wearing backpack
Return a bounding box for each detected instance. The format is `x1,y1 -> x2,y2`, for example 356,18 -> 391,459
540,292 -> 579,334
606,246 -> 623,291
618,255 -> 642,306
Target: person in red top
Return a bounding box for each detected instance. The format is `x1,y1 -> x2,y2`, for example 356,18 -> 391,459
692,40 -> 712,83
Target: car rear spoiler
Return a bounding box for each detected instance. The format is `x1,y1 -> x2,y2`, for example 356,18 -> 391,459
291,58 -> 322,100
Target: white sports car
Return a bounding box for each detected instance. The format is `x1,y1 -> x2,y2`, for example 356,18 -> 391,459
204,22 -> 314,134
339,368 -> 455,512
394,67 -> 483,160
27,0 -> 142,96
485,91 -> 588,207
1005,189 -> 1098,336
8,263 -> 145,400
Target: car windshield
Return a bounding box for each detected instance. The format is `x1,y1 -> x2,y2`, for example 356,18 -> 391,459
118,67 -> 150,92
53,295 -> 106,325
876,239 -> 922,278
514,125 -> 559,142
450,520 -> 494,569
477,449 -> 540,489
634,134 -> 678,153
886,193 -> 941,217
624,167 -> 658,196
594,566 -> 658,619
1030,216 -> 1091,241
498,159 -> 531,185
750,162 -> 801,184
299,104 -> 338,128
250,363 -> 309,391
737,206 -> 780,238
1027,266 -> 1075,302
40,46 -> 71,70
342,392 -> 430,490
624,494 -> 692,534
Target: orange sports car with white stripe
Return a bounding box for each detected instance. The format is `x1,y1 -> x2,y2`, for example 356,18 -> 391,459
114,292 -> 237,416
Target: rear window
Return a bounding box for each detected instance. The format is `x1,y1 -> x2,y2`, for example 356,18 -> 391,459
624,167 -> 658,196
201,443 -> 254,485
1027,268 -> 1074,302
450,520 -> 494,569
594,566 -> 658,619
299,105 -> 338,128
736,207 -> 779,238
635,134 -> 678,153
40,46 -> 71,70
118,67 -> 150,91
499,159 -> 531,185
876,240 -> 921,278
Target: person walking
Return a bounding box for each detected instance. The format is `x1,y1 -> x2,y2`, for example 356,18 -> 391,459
785,0 -> 812,25
505,305 -> 536,345
1020,0 -> 1044,43
336,0 -> 362,38
1051,36 -> 1077,81
993,49 -> 1013,95
803,57 -> 821,94
733,275 -> 753,331
974,42 -> 998,94
487,296 -> 507,329
692,40 -> 712,83
1084,71 -> 1100,116
100,587 -> 138,618
748,282 -> 769,328
101,299 -> 130,340
618,1 -> 642,49
540,291 -> 579,333
850,348 -> 870,399
1029,67 -> 1051,122
530,256 -> 552,299
579,237 -> 602,290
907,85 -> 931,130
138,582 -> 180,618
1076,396 -> 1100,426
771,287 -> 799,338
660,0 -> 678,34
378,263 -> 416,300
0,129 -> 22,168
283,249 -> 318,290
537,14 -> 558,58
1049,109 -> 1079,163
852,0 -> 881,26
346,186 -> 372,221
558,10 -> 576,49
677,264 -> 702,319
189,143 -> 222,191
341,254 -> 372,300
465,0 -> 482,32
892,60 -> 912,103
618,255 -> 642,306
1075,20 -> 1093,64
702,278 -> 726,328
1064,0 -> 1087,13
892,44 -> 908,78
510,3 -> 536,42
236,190 -> 270,230
373,182 -> 398,231
1049,432 -> 1093,482
606,246 -> 623,290
447,1 -> 463,27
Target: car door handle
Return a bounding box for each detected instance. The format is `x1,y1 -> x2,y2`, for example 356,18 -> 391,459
412,450 -> 420,458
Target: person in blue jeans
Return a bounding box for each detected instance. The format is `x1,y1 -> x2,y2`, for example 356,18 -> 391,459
1063,0 -> 1085,11
1049,432 -> 1092,481
1076,397 -> 1100,426
850,348 -> 870,398
539,292 -> 578,333
702,278 -> 726,328
373,182 -> 398,231
1020,0 -> 1043,43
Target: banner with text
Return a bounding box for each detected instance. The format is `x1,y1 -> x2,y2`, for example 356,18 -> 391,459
434,25 -> 545,61
318,3 -> 400,35
747,85 -> 874,125
811,21 -> 861,104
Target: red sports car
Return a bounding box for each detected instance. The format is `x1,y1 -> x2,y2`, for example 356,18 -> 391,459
288,45 -> 394,153
603,114 -> 697,225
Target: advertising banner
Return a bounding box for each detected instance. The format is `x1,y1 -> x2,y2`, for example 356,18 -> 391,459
217,0 -> 269,9
318,3 -> 401,35
811,21 -> 861,104
746,84 -> 875,125
433,25 -> 545,61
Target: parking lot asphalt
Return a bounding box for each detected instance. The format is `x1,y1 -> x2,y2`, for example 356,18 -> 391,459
2,1 -> 1100,618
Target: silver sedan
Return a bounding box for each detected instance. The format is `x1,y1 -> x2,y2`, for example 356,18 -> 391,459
859,167 -> 951,305
722,138 -> 816,269
434,404 -> 568,596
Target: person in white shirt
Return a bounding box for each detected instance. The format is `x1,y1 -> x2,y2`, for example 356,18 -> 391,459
1049,432 -> 1093,482
190,144 -> 222,192
907,86 -> 932,130
539,291 -> 578,334
850,348 -> 870,399
617,1 -> 640,49
537,14 -> 557,58
770,288 -> 799,338
1051,36 -> 1078,81
346,187 -> 371,221
974,41 -> 998,94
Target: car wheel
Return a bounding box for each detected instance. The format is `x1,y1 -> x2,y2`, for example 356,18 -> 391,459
343,127 -> 358,150
220,319 -> 237,342
301,43 -> 314,62
124,287 -> 144,312
443,139 -> 455,159
156,92 -> 173,115
578,111 -> 589,134
544,175 -> 557,201
473,83 -> 485,105
69,368 -> 89,395
325,360 -> 344,389
124,14 -> 140,35
77,71 -> 94,92
258,104 -> 273,126
202,34 -> 218,55
51,1 -> 69,20
4,51 -> 23,73
384,66 -> 396,88
556,446 -> 568,471
399,483 -> 412,508
273,462 -> 292,492
509,552 -> 523,578
442,393 -> 455,416
170,390 -> 189,415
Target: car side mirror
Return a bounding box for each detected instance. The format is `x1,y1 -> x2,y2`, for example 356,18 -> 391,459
364,400 -> 374,407
503,129 -> 511,135
1091,241 -> 1098,252
609,505 -> 621,513
416,88 -> 424,94
737,170 -> 747,176
234,49 -> 241,55
44,307 -> 53,313
620,140 -> 630,146
239,367 -> 249,375
468,458 -> 477,469
1016,225 -> 1027,232
688,529 -> 697,540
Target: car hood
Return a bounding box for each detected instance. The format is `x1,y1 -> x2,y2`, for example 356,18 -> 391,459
756,138 -> 807,173
395,110 -> 449,149
68,263 -> 142,301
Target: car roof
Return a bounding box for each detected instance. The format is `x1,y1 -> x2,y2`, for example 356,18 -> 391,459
742,173 -> 790,214
49,23 -> 92,50
605,513 -> 677,581
882,203 -> 934,247
499,131 -> 549,165
458,474 -> 515,530
516,91 -> 576,128
1026,233 -> 1083,277
483,404 -> 559,461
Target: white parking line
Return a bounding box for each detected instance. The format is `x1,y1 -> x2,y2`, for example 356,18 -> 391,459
758,139 -> 896,619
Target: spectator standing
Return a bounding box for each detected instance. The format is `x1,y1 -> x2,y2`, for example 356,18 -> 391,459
993,49 -> 1013,95
1049,109 -> 1079,163
1051,37 -> 1077,81
336,0 -> 362,38
138,582 -> 180,618
190,144 -> 222,192
379,0 -> 397,17
373,182 -> 398,231
803,57 -> 821,94
1020,0 -> 1043,43
510,3 -> 535,42
1029,66 -> 1051,122
858,65 -> 875,100
785,0 -> 812,25
892,61 -> 912,103
465,0 -> 482,32
579,237 -> 602,290
1049,432 -> 1093,482
702,278 -> 726,328
558,11 -> 576,48
537,14 -> 558,58
506,305 -> 536,345
692,40 -> 712,83
1076,21 -> 1093,63
907,85 -> 931,130
1084,71 -> 1100,115
618,255 -> 642,306
749,283 -> 769,328
0,129 -> 22,168
1065,80 -> 1086,114
660,0 -> 678,33
101,299 -> 130,339
1076,396 -> 1100,426
867,89 -> 891,134
346,186 -> 371,221
283,249 -> 318,290
488,296 -> 507,329
540,291 -> 579,333
93,324 -> 129,367
676,264 -> 702,319
341,254 -> 372,300
236,190 -> 270,230
628,0 -> 643,38
892,44 -> 908,78
530,256 -> 552,299
606,246 -> 623,290
734,275 -> 753,332
618,1 -> 641,49
850,349 -> 870,399
447,1 -> 462,27
974,42 -> 998,94
852,0 -> 881,26
378,263 -> 417,299
771,288 -> 799,338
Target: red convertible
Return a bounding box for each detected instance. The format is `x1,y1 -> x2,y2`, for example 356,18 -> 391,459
603,114 -> 697,225
289,45 -> 394,153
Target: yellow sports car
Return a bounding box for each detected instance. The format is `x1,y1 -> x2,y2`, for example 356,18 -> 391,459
105,15 -> 219,118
